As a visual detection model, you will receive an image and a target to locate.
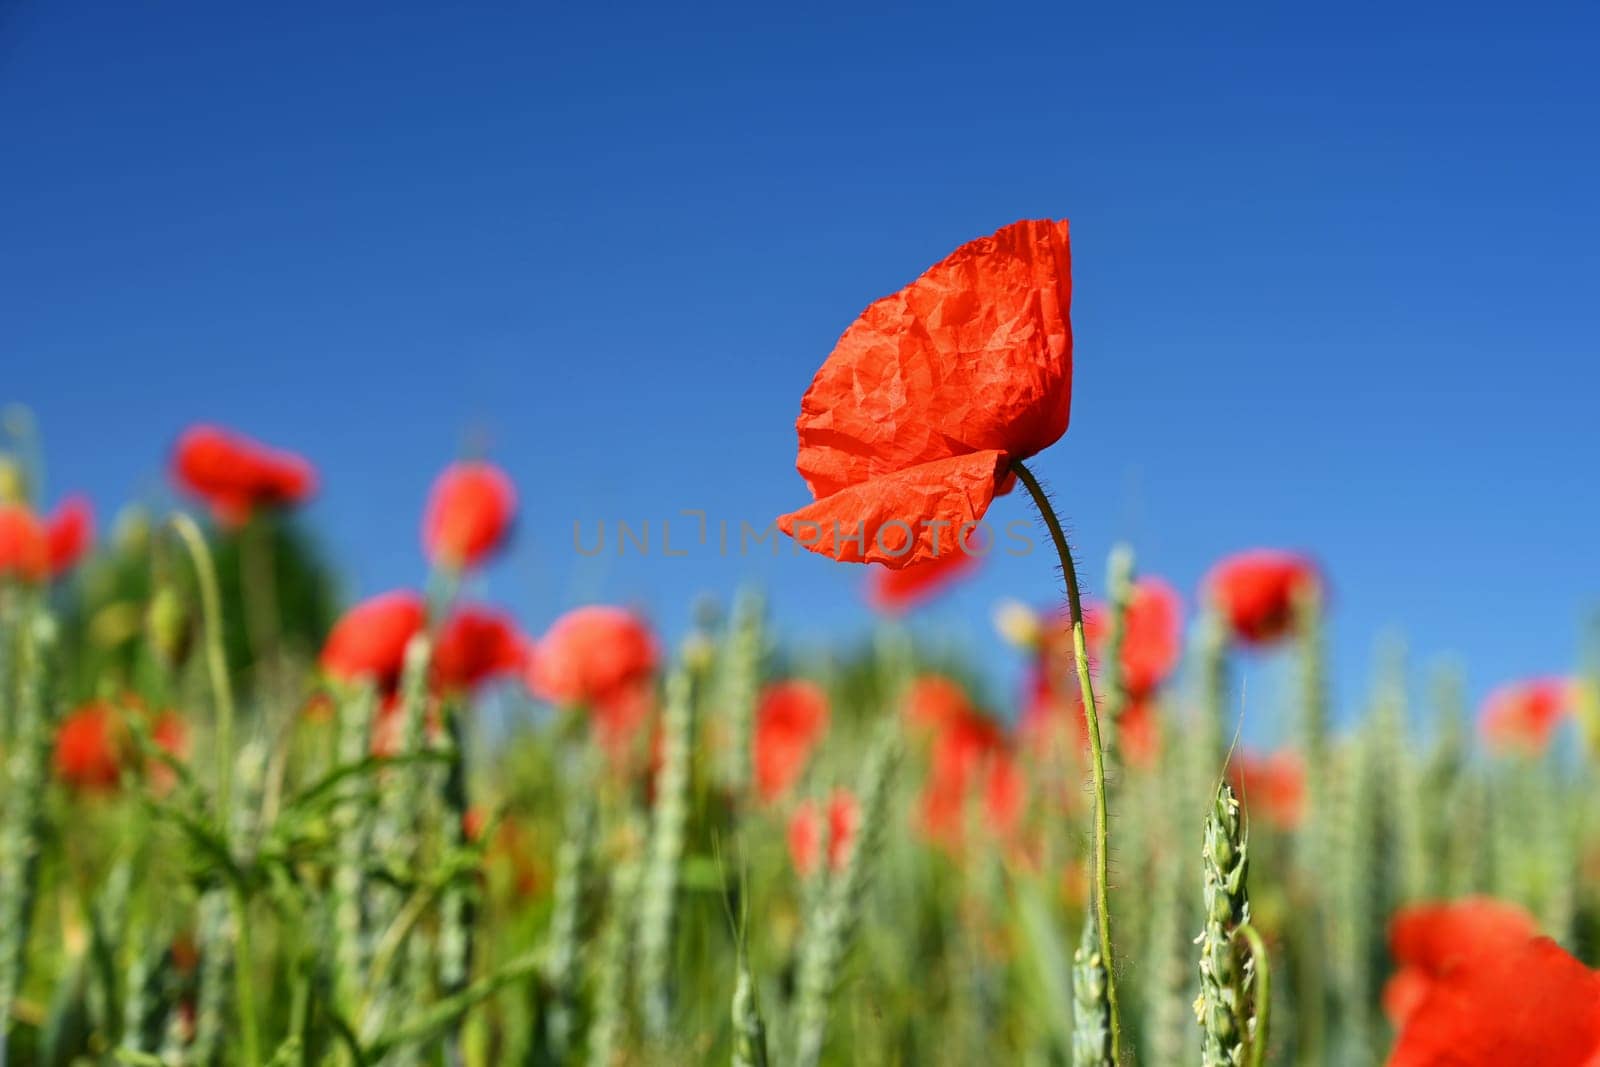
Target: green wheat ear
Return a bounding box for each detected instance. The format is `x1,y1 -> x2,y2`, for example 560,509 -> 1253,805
1072,900 -> 1112,1066
1197,781 -> 1252,1067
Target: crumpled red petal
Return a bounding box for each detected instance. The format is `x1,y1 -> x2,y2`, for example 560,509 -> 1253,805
777,450 -> 1006,566
794,219 -> 1072,501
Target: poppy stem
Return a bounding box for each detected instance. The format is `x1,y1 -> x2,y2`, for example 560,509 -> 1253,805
1010,459 -> 1122,1064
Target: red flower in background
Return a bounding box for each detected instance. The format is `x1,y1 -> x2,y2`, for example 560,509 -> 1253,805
1095,577 -> 1183,699
788,789 -> 860,877
1229,750 -> 1307,830
433,606 -> 527,692
44,496 -> 94,576
422,461 -> 516,570
526,606 -> 659,754
53,702 -> 123,790
321,591 -> 427,691
1480,678 -> 1573,753
865,545 -> 980,614
918,709 -> 1024,844
1203,549 -> 1320,645
1384,899 -> 1540,1028
1386,936 -> 1600,1066
754,680 -> 830,802
173,425 -> 316,525
903,674 -> 975,735
53,701 -> 188,792
0,503 -> 48,581
778,219 -> 1073,566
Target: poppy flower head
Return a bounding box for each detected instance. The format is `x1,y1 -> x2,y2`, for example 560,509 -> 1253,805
903,674 -> 975,736
1104,577 -> 1183,699
1383,898 -> 1541,1027
0,503 -> 48,581
778,219 -> 1072,567
753,679 -> 831,802
917,708 -> 1022,846
1203,549 -> 1321,646
788,789 -> 861,877
525,606 -> 658,711
45,495 -> 94,577
1229,750 -> 1307,830
422,461 -> 516,570
172,424 -> 316,525
433,606 -> 528,693
320,591 -> 428,691
865,538 -> 981,614
54,702 -> 126,791
1386,936 -> 1600,1066
1480,678 -> 1573,754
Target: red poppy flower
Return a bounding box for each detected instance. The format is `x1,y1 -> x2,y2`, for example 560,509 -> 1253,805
917,709 -> 1026,844
1203,550 -> 1321,646
1229,750 -> 1307,830
865,543 -> 980,614
53,702 -> 124,790
172,424 -> 317,525
789,789 -> 861,877
1387,936 -> 1600,1066
320,591 -> 427,691
777,219 -> 1073,567
526,606 -> 660,755
433,606 -> 527,692
903,674 -> 975,735
0,503 -> 48,581
1383,898 -> 1540,1028
753,680 -> 831,802
1480,678 -> 1573,753
52,701 -> 188,792
44,495 -> 94,577
422,461 -> 516,570
1094,577 -> 1183,699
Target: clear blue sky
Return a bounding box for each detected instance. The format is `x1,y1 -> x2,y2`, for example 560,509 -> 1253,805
4,2 -> 1597,737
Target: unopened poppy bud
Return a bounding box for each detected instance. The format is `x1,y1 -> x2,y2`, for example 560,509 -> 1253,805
146,586 -> 193,668
0,456 -> 27,505
113,505 -> 152,558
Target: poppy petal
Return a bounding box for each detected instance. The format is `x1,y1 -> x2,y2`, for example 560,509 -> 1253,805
778,450 -> 1007,566
795,219 -> 1073,500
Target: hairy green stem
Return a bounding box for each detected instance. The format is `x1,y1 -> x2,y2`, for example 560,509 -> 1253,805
1011,459 -> 1122,1063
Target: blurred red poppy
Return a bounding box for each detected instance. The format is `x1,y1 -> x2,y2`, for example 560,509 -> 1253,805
44,495 -> 94,577
1384,898 -> 1539,1028
903,674 -> 975,735
320,591 -> 427,691
0,503 -> 48,581
172,424 -> 316,526
53,701 -> 188,792
753,680 -> 830,802
1229,750 -> 1307,830
1480,677 -> 1573,753
789,789 -> 860,877
778,219 -> 1073,566
1386,936 -> 1600,1066
865,544 -> 980,614
1203,549 -> 1321,645
433,606 -> 527,692
422,461 -> 516,570
526,606 -> 659,755
918,709 -> 1024,844
1093,577 -> 1183,699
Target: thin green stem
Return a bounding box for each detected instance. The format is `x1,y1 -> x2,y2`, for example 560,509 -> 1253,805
170,514 -> 260,1067
171,515 -> 238,818
1236,922 -> 1271,1067
1011,459 -> 1121,1064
